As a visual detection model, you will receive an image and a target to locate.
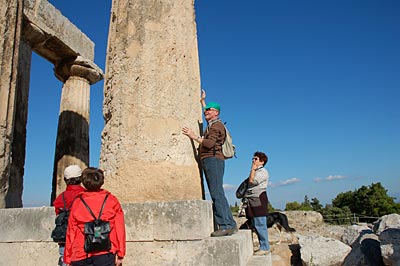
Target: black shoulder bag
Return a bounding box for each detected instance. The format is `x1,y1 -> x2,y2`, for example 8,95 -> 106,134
80,194 -> 111,253
236,178 -> 249,199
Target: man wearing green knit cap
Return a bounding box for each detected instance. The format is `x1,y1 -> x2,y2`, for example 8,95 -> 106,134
182,90 -> 237,237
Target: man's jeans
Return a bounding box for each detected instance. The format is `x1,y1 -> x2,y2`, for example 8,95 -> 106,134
202,157 -> 236,230
253,216 -> 270,251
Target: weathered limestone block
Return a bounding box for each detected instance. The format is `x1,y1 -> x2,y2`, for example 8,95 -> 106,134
0,200 -> 213,242
125,231 -> 253,266
0,242 -> 60,266
0,206 -> 54,242
0,201 -> 254,266
0,232 -> 254,266
123,200 -> 214,241
341,224 -> 373,246
101,0 -> 203,203
298,234 -> 351,266
373,213 -> 400,234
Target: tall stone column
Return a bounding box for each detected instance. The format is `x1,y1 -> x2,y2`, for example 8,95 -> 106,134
51,57 -> 103,201
7,39 -> 32,208
0,0 -> 23,208
101,0 -> 204,203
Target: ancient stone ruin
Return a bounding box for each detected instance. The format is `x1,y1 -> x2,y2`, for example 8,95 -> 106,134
2,3 -> 399,265
0,0 -> 103,208
1,0 -> 204,209
0,1 -> 263,265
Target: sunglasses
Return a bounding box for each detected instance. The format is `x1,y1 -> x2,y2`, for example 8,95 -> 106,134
252,157 -> 259,161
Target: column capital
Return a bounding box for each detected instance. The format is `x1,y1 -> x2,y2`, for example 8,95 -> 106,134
55,56 -> 104,85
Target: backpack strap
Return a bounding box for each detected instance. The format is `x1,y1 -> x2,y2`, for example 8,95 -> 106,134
97,194 -> 109,220
206,119 -> 225,156
80,193 -> 110,221
61,192 -> 67,210
61,192 -> 78,211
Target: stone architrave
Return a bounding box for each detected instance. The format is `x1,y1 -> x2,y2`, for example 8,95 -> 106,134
101,0 -> 204,203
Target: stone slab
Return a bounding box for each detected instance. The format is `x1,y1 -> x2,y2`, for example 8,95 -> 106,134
124,200 -> 214,241
246,255 -> 272,266
0,200 -> 253,266
0,200 -> 213,242
0,242 -> 60,266
0,230 -> 253,266
0,206 -> 54,241
124,230 -> 253,266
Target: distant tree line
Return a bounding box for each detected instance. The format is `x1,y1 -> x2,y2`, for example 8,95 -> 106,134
282,182 -> 400,224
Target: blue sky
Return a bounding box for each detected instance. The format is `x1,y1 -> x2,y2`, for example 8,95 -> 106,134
24,0 -> 399,210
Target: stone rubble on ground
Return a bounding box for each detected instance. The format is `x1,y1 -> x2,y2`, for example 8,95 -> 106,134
236,211 -> 400,266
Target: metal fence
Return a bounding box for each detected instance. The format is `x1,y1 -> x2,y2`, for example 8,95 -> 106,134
322,213 -> 380,224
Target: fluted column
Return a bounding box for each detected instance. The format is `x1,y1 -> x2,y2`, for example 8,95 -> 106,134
51,56 -> 103,202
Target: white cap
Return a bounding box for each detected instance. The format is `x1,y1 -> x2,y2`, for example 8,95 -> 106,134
64,165 -> 82,179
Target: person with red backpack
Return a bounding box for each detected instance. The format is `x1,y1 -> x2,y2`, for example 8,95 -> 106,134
64,167 -> 126,266
53,165 -> 85,266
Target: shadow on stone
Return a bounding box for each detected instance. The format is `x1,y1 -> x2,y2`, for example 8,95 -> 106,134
289,244 -> 302,266
360,238 -> 384,266
51,110 -> 89,202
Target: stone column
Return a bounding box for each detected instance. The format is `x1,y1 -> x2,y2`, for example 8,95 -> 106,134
100,0 -> 204,203
0,0 -> 23,208
51,57 -> 103,201
7,39 -> 32,208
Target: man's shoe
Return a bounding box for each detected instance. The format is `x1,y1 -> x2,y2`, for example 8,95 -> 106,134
226,228 -> 238,235
254,249 -> 271,256
211,228 -> 237,237
211,229 -> 230,237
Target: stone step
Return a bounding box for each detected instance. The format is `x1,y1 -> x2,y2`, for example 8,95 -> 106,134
125,230 -> 254,266
246,254 -> 272,266
0,200 -> 256,265
246,243 -> 299,266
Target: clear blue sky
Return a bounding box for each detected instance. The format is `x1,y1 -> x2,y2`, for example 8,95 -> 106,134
24,0 -> 400,210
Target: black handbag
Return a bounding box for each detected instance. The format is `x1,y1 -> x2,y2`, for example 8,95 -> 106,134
236,178 -> 249,199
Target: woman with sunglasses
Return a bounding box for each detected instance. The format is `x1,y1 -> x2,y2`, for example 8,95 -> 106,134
244,151 -> 270,255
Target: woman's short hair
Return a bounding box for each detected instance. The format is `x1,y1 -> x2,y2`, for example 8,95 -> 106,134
82,167 -> 104,191
254,151 -> 268,166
